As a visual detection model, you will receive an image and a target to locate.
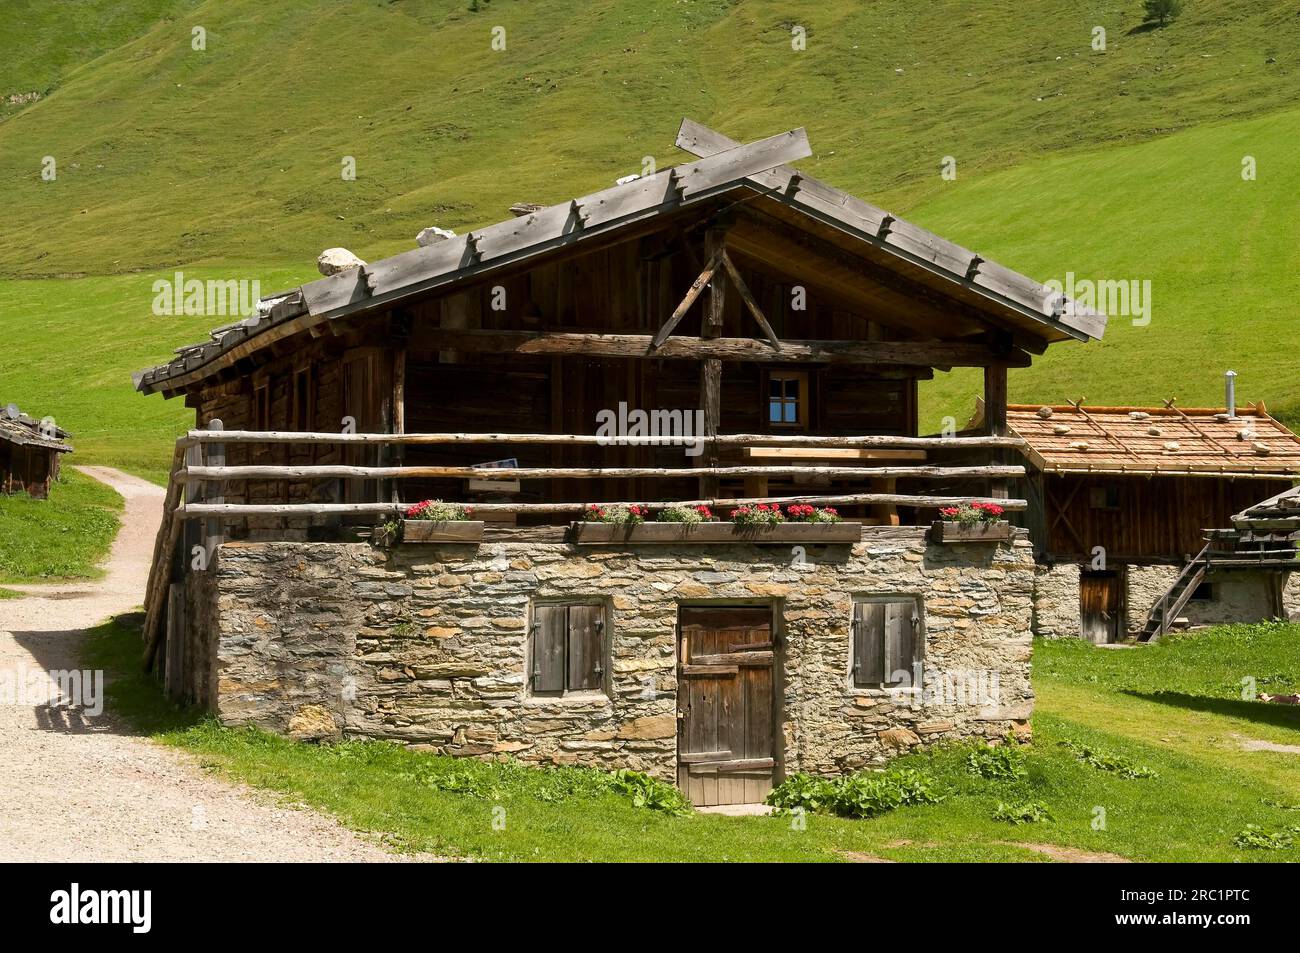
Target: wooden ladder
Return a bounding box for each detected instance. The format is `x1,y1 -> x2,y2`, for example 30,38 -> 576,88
1137,544 -> 1209,643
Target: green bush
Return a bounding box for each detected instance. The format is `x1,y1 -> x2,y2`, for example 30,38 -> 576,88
765,772 -> 838,813
610,769 -> 693,817
766,766 -> 945,819
395,753 -> 692,815
1142,0 -> 1184,26
1233,825 -> 1295,850
1059,740 -> 1158,779
993,800 -> 1053,825
966,743 -> 1028,781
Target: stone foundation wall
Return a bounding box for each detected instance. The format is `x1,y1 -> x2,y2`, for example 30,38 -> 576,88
201,528 -> 1036,780
1284,573 -> 1300,622
1128,564 -> 1281,629
1031,563 -> 1081,639
1125,565 -> 1178,629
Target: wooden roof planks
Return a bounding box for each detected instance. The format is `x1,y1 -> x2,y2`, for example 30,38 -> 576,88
134,120 -> 1106,397
1008,402 -> 1300,479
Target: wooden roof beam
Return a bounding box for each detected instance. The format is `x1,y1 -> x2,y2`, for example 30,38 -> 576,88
403,327 -> 1028,367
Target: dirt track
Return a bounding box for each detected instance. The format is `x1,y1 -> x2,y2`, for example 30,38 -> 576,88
0,467 -> 403,862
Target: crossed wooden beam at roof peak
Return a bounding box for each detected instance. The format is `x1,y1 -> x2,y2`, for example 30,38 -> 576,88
650,241 -> 782,351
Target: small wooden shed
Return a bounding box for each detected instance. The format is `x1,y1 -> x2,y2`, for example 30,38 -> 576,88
0,404 -> 72,499
1006,400 -> 1300,641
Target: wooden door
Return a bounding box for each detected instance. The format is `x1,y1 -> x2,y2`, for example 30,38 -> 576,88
1080,570 -> 1123,644
677,607 -> 777,807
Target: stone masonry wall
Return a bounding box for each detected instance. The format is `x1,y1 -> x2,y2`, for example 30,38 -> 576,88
1031,562 -> 1081,639
1128,564 -> 1281,629
204,528 -> 1036,781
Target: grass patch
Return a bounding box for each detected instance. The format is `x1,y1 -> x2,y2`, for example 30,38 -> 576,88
81,615 -> 1300,862
0,469 -> 122,582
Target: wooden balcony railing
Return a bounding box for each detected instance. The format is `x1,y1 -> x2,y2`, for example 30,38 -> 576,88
141,425 -> 1028,669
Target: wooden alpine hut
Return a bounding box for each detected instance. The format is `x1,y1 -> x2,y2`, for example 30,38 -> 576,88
0,403 -> 72,499
133,120 -> 1105,805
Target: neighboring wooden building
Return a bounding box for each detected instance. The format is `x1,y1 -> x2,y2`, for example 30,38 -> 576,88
134,121 -> 1105,804
0,404 -> 71,499
1007,401 -> 1300,642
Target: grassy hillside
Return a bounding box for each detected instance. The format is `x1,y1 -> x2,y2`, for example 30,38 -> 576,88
0,0 -> 199,120
2,0 -> 1298,276
1,1 -> 1299,476
915,106 -> 1300,429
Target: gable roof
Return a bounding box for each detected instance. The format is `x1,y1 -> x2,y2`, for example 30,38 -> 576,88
0,404 -> 73,453
134,120 -> 1105,397
1008,402 -> 1300,479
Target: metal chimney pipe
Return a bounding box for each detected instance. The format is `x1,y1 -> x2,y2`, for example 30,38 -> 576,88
1225,370 -> 1238,418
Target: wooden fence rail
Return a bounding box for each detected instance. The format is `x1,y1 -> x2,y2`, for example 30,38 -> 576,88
176,493 -> 1027,518
179,463 -> 1025,483
178,429 -> 1029,450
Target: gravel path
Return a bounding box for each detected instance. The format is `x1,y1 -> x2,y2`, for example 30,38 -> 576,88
0,467 -> 404,862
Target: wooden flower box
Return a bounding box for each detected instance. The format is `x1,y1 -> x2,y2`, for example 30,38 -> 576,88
568,521 -> 862,545
400,520 -> 485,543
929,520 -> 1011,543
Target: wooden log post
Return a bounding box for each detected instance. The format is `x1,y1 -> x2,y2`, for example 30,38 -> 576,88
391,347 -> 407,505
698,228 -> 726,498
205,419 -> 225,564
984,363 -> 1010,500
141,443 -> 185,672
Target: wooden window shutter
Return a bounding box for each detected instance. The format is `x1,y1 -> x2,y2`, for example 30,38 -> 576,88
852,602 -> 885,686
532,605 -> 567,693
566,604 -> 605,691
883,600 -> 920,686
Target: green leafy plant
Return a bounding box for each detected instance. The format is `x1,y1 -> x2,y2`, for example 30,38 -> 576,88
399,756 -> 691,816
657,504 -> 719,524
1059,740 -> 1158,779
1233,824 -> 1294,850
1261,797 -> 1300,811
993,799 -> 1053,824
610,769 -> 693,816
766,766 -> 944,819
966,743 -> 1028,781
765,772 -> 838,813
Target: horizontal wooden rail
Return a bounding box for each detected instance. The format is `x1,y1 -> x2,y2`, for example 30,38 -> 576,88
179,429 -> 1029,450
404,328 -> 1033,368
180,463 -> 1026,482
176,492 -> 1027,518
